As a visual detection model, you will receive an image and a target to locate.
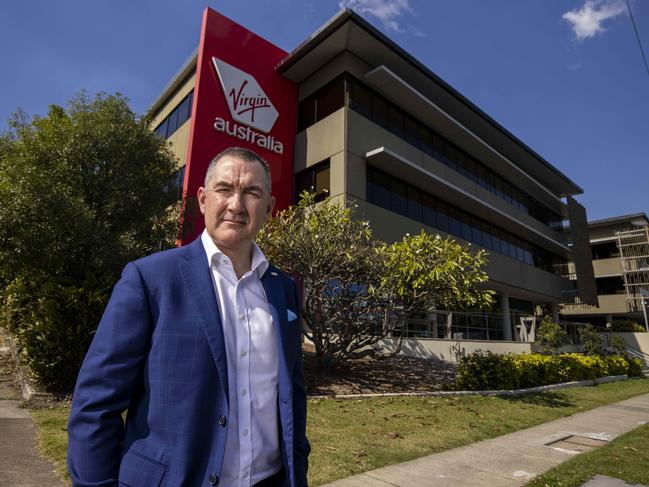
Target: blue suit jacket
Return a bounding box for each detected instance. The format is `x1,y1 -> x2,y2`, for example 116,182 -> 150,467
67,238 -> 310,487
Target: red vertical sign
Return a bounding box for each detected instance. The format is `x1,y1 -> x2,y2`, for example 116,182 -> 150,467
180,8 -> 297,244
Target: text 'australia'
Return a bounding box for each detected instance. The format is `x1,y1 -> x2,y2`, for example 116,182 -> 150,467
213,117 -> 284,154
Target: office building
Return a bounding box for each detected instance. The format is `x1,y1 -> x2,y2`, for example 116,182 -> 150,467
148,8 -> 597,341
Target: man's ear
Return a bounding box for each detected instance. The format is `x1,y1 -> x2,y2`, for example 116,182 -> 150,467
267,196 -> 276,216
197,187 -> 207,215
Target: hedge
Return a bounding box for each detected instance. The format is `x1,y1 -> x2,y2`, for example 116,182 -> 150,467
456,351 -> 643,391
1,276 -> 109,393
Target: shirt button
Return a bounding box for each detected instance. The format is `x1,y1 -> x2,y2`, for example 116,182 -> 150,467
238,314 -> 245,321
241,388 -> 247,396
208,473 -> 219,485
218,415 -> 226,427
240,350 -> 247,358
242,428 -> 249,436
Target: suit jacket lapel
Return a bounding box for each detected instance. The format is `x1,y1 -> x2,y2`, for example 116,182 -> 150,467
262,268 -> 292,400
179,239 -> 229,402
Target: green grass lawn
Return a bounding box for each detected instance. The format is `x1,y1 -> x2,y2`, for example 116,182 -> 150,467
525,423 -> 649,487
30,378 -> 649,486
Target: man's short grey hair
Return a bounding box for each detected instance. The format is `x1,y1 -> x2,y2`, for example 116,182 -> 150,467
204,147 -> 272,194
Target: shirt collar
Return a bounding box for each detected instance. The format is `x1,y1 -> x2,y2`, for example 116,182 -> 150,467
200,229 -> 269,279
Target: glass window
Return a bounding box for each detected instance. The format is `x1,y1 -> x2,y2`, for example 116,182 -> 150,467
420,126 -> 434,156
391,180 -> 408,216
460,213 -> 472,242
432,134 -> 445,159
448,207 -> 461,237
481,223 -> 492,250
295,170 -> 313,199
436,201 -> 449,232
471,219 -> 483,246
389,106 -> 405,139
349,81 -> 372,118
155,118 -> 168,139
177,94 -> 191,126
405,116 -> 419,147
298,97 -> 316,132
371,169 -> 391,209
316,78 -> 345,121
422,194 -> 436,228
167,107 -> 179,137
314,165 -> 330,202
443,142 -> 457,170
407,186 -> 423,222
491,230 -> 501,254
372,96 -> 389,130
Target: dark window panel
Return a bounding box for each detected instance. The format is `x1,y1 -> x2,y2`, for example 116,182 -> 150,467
448,207 -> 462,237
167,107 -> 179,137
389,106 -> 405,139
405,116 -> 420,147
407,186 -> 423,221
422,194 -> 436,228
314,165 -> 331,202
349,81 -> 372,118
420,126 -> 434,156
372,96 -> 389,130
371,169 -> 391,209
391,180 -> 408,216
316,78 -> 345,121
298,97 -> 316,132
436,201 -> 449,232
177,94 -> 191,126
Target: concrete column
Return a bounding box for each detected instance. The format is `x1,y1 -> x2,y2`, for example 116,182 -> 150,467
500,292 -> 512,341
551,303 -> 560,323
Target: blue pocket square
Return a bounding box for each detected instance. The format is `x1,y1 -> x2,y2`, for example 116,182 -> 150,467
287,309 -> 298,322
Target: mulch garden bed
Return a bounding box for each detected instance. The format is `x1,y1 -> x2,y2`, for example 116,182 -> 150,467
302,344 -> 457,396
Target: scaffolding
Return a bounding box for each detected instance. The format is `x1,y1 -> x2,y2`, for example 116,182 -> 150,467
616,226 -> 649,329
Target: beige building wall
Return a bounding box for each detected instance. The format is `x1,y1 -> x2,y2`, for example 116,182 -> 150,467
150,73 -> 196,168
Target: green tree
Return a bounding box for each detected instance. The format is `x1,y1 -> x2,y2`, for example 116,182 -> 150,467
578,324 -> 604,356
378,230 -> 493,312
258,193 -> 493,371
0,92 -> 179,391
258,192 -> 387,371
0,93 -> 179,286
536,315 -> 569,355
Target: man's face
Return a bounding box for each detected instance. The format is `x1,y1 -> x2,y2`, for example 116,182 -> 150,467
198,155 -> 275,253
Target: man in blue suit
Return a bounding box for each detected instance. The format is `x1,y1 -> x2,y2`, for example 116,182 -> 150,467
68,147 -> 310,487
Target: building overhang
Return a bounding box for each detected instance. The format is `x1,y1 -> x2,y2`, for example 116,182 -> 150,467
278,9 -> 583,198
365,146 -> 571,256
147,49 -> 198,119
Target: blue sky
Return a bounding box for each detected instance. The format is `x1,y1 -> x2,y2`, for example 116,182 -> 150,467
2,0 -> 647,221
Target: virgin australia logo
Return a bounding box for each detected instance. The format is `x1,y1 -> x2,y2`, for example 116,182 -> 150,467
212,57 -> 279,133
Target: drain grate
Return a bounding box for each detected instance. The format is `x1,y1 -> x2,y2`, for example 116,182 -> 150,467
546,435 -> 609,453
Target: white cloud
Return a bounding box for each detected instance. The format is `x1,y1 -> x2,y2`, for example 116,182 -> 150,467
339,0 -> 413,33
562,0 -> 627,41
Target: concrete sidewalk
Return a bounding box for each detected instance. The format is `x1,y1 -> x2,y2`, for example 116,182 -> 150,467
324,392 -> 649,487
0,333 -> 66,487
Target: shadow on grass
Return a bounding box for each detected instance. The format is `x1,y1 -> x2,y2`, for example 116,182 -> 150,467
500,391 -> 575,408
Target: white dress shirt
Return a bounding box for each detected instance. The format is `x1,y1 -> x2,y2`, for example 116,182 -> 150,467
201,230 -> 281,487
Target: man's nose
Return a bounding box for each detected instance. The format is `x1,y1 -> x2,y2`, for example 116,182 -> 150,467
227,192 -> 245,211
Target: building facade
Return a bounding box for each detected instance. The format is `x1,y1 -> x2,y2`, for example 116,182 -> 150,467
561,213 -> 649,329
148,8 -> 596,341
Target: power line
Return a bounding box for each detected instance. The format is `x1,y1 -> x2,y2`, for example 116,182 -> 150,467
626,0 -> 649,79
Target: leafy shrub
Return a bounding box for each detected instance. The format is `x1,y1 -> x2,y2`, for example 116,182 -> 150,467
535,316 -> 569,355
455,350 -> 520,391
608,335 -> 627,356
456,351 -> 637,391
611,320 -> 646,333
578,324 -> 604,356
2,277 -> 108,393
625,357 -> 644,377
